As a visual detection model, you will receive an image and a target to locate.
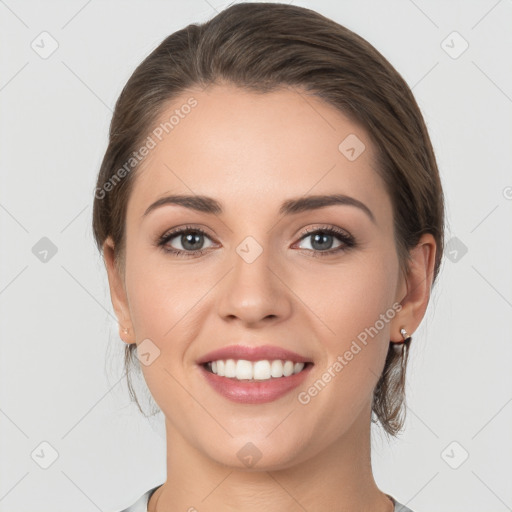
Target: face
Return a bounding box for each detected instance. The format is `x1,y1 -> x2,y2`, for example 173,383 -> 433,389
111,83 -> 405,469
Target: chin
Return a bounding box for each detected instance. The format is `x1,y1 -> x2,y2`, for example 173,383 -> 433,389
201,434 -> 311,472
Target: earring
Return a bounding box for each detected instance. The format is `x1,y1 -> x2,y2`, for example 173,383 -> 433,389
400,328 -> 412,343
122,326 -> 129,334
399,328 -> 411,372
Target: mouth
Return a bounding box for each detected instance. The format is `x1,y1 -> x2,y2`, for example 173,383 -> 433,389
196,344 -> 314,403
197,355 -> 314,404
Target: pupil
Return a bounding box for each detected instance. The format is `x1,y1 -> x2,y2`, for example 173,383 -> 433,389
311,233 -> 333,251
182,232 -> 203,250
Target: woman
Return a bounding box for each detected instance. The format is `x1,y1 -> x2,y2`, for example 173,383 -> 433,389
93,3 -> 444,511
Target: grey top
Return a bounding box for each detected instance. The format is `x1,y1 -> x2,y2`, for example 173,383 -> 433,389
116,484 -> 415,511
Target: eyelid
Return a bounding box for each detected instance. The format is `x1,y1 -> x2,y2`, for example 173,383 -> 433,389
295,224 -> 352,241
158,224 -> 217,241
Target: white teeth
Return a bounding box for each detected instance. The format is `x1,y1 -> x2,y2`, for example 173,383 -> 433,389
236,359 -> 254,380
270,360 -> 283,378
283,360 -> 294,377
224,359 -> 236,378
253,360 -> 271,380
207,359 -> 306,380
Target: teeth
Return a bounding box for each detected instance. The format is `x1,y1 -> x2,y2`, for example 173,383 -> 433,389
253,360 -> 271,380
225,359 -> 236,378
237,359 -> 254,379
283,360 -> 294,377
207,359 -> 306,380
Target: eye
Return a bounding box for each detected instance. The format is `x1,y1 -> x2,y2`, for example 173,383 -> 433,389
157,226 -> 216,257
295,226 -> 355,256
156,225 -> 356,258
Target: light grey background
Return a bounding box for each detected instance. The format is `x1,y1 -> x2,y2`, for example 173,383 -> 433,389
1,1 -> 511,511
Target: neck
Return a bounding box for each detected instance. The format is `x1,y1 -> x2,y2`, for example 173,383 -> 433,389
149,404 -> 393,512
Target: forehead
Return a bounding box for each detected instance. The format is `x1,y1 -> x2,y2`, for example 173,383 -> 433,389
127,83 -> 391,224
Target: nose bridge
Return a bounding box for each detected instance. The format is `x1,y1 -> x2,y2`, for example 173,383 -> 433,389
216,235 -> 292,324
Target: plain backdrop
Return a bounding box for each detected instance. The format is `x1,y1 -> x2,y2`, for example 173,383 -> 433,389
1,1 -> 511,511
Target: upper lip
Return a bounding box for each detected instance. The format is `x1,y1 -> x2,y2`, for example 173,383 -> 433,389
197,344 -> 312,364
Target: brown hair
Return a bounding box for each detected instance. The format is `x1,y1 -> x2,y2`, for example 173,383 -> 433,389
92,2 -> 445,437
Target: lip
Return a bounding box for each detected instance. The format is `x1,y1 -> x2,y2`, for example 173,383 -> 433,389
196,344 -> 312,365
199,363 -> 313,404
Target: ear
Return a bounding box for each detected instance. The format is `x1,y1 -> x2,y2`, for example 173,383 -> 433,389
103,236 -> 135,344
391,233 -> 437,343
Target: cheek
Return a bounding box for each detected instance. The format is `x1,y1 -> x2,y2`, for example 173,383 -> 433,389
302,250 -> 399,342
124,260 -> 208,403
295,255 -> 399,430
303,248 -> 399,411
124,247 -> 208,343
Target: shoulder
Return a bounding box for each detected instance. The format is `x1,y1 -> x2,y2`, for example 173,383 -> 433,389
394,503 -> 415,512
112,484 -> 163,512
388,494 -> 416,512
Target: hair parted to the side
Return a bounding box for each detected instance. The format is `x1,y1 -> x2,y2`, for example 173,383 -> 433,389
92,2 -> 445,438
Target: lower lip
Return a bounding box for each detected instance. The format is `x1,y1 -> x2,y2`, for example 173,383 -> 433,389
198,364 -> 313,404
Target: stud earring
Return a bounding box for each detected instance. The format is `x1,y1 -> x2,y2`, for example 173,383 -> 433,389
122,326 -> 129,334
400,328 -> 411,343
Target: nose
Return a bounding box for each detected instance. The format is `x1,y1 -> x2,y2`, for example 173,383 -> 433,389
216,245 -> 293,327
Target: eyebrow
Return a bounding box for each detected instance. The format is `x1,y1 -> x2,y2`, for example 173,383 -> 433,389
142,193 -> 375,223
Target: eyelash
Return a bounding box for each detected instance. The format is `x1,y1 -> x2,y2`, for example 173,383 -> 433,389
156,224 -> 356,258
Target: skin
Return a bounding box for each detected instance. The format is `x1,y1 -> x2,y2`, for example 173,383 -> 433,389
103,83 -> 436,512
